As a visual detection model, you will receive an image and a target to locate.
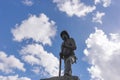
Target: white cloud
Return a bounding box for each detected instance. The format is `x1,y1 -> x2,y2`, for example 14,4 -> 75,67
53,0 -> 96,17
20,44 -> 59,76
94,0 -> 101,5
22,0 -> 33,6
92,11 -> 105,24
12,13 -> 57,46
32,67 -> 40,74
0,51 -> 25,74
0,75 -> 31,80
84,28 -> 120,80
11,13 -> 58,77
102,0 -> 111,7
94,0 -> 111,7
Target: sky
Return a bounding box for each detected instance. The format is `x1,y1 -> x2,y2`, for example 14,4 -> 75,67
0,0 -> 120,80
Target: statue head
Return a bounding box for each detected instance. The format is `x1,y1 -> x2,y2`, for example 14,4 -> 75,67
60,30 -> 70,41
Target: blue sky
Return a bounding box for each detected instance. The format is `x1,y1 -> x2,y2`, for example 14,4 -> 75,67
0,0 -> 120,80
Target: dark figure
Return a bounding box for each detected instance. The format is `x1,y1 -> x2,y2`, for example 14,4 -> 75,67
60,30 -> 77,76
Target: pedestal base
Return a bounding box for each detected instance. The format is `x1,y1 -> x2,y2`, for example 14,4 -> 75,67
40,76 -> 80,80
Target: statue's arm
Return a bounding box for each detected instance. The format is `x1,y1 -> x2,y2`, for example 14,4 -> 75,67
64,38 -> 77,50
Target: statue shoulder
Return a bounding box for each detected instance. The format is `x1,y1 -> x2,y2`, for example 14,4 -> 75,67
69,38 -> 75,42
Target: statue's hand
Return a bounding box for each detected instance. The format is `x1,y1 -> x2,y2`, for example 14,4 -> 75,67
60,52 -> 64,59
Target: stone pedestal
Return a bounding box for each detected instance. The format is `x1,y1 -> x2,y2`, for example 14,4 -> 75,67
40,76 -> 80,80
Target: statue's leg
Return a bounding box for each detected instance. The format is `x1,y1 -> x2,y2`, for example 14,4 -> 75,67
64,57 -> 72,76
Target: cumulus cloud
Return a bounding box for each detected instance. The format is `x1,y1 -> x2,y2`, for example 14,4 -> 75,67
0,75 -> 31,80
22,0 -> 33,6
32,67 -> 41,74
84,28 -> 120,80
11,13 -> 57,46
92,11 -> 105,24
20,44 -> 59,76
94,0 -> 101,5
53,0 -> 96,17
11,13 -> 58,77
102,0 -> 111,7
0,51 -> 25,74
94,0 -> 111,7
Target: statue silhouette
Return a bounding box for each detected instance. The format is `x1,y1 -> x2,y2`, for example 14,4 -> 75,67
59,30 -> 77,77
40,30 -> 80,80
